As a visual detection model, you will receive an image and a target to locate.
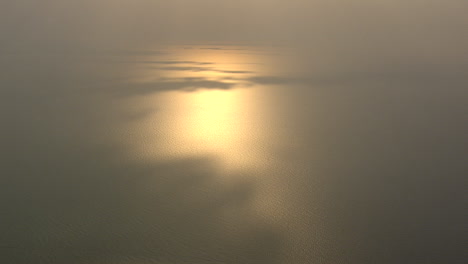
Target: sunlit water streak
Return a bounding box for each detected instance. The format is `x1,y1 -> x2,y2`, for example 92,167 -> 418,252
114,46 -> 304,244
120,46 -> 286,171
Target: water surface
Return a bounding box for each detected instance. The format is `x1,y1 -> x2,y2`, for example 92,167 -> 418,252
1,45 -> 466,264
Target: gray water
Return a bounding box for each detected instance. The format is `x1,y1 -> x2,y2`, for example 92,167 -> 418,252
1,44 -> 466,264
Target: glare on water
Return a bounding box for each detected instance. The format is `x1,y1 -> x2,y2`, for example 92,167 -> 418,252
120,46 -> 282,171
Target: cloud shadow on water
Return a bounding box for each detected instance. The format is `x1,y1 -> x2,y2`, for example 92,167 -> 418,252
113,77 -> 244,96
105,56 -> 468,99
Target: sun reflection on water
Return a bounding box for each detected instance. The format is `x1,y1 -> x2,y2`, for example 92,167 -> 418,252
123,45 -> 281,170
116,45 -> 307,245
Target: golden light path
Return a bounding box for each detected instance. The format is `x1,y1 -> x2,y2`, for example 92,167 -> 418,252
116,46 -> 322,262
122,45 -> 283,171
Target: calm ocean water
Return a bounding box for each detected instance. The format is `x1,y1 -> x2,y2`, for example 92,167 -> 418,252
1,45 -> 466,264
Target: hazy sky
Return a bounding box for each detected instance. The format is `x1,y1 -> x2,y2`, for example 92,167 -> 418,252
3,0 -> 467,54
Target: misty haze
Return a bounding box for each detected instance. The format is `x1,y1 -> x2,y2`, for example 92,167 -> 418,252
1,1 -> 467,264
